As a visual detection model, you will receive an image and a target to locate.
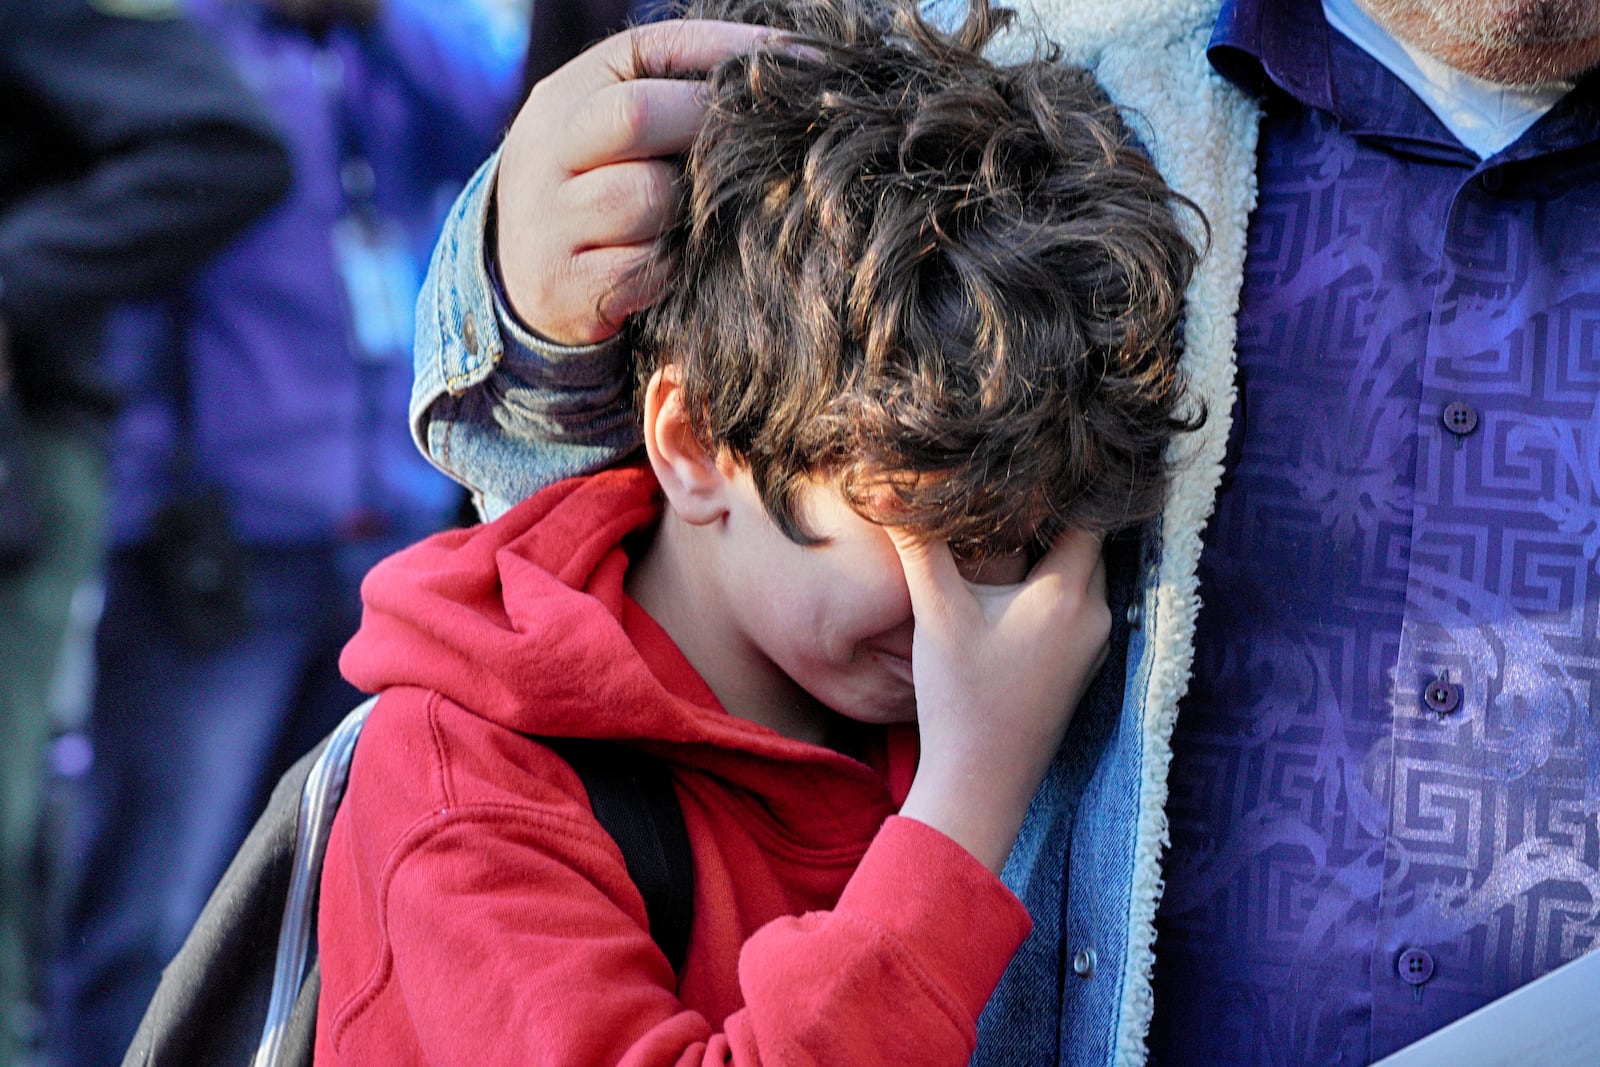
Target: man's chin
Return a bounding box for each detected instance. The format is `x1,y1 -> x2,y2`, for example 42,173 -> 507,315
1442,37 -> 1600,84
1360,0 -> 1600,83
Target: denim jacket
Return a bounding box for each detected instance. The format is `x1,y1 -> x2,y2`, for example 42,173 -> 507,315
409,4 -> 1257,1061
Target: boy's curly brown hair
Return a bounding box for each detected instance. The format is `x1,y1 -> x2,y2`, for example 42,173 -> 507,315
631,0 -> 1204,561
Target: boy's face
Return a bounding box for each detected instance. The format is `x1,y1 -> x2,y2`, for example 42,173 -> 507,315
636,365 -> 1030,741
707,464 -> 1028,731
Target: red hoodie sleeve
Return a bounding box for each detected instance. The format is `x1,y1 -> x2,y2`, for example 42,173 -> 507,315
728,816 -> 1031,1060
316,712 -> 1030,1066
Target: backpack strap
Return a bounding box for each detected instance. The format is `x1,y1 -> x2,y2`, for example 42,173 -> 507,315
255,696 -> 376,1067
238,711 -> 695,1067
547,739 -> 696,975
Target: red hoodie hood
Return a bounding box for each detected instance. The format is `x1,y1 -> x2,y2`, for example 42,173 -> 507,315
341,466 -> 916,803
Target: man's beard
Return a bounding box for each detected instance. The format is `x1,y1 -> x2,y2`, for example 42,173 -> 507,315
1356,0 -> 1600,83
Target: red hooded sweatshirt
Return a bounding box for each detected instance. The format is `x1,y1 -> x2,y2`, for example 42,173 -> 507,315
315,466 -> 1031,1066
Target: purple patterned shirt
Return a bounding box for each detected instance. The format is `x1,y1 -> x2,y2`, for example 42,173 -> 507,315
1146,1 -> 1600,1064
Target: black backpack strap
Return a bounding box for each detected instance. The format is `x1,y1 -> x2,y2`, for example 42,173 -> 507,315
547,739 -> 695,975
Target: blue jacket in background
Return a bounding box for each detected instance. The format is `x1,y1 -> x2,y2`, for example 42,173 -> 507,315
105,0 -> 521,546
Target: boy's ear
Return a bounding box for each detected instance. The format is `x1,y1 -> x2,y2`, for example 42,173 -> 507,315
642,366 -> 730,526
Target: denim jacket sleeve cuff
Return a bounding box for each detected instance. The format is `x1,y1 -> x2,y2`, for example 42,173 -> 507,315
410,148 -> 642,521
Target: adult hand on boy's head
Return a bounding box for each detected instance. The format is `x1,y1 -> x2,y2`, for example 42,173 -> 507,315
893,528 -> 1110,875
497,20 -> 775,347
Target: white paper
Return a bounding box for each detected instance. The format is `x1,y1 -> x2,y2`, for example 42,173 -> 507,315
1372,948 -> 1600,1067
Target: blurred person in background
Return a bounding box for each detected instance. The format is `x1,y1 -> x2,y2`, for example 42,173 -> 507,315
0,1 -> 289,1062
42,1 -> 521,1063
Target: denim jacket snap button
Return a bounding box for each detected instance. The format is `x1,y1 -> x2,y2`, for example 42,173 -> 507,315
1072,947 -> 1096,979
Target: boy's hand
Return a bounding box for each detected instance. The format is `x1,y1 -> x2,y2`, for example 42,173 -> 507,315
497,20 -> 775,346
893,528 -> 1111,875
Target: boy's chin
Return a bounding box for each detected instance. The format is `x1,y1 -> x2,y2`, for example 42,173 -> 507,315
824,692 -> 918,727
804,657 -> 918,727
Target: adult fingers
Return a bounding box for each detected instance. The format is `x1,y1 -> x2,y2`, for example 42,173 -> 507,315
560,159 -> 682,249
557,78 -> 710,175
588,244 -> 673,328
551,20 -> 777,98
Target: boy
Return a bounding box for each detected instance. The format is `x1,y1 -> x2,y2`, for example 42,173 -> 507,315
315,1 -> 1201,1063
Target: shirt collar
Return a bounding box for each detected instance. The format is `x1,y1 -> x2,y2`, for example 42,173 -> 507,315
1209,0 -> 1336,111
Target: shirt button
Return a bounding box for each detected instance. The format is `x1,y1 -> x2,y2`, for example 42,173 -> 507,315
1072,946 -> 1096,979
1480,170 -> 1505,193
1442,400 -> 1478,437
1398,947 -> 1435,985
462,311 -> 480,356
1423,676 -> 1463,715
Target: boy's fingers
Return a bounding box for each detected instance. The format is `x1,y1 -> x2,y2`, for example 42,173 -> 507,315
1025,529 -> 1111,666
887,528 -> 964,623
1027,527 -> 1104,592
526,242 -> 657,341
559,79 -> 711,173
